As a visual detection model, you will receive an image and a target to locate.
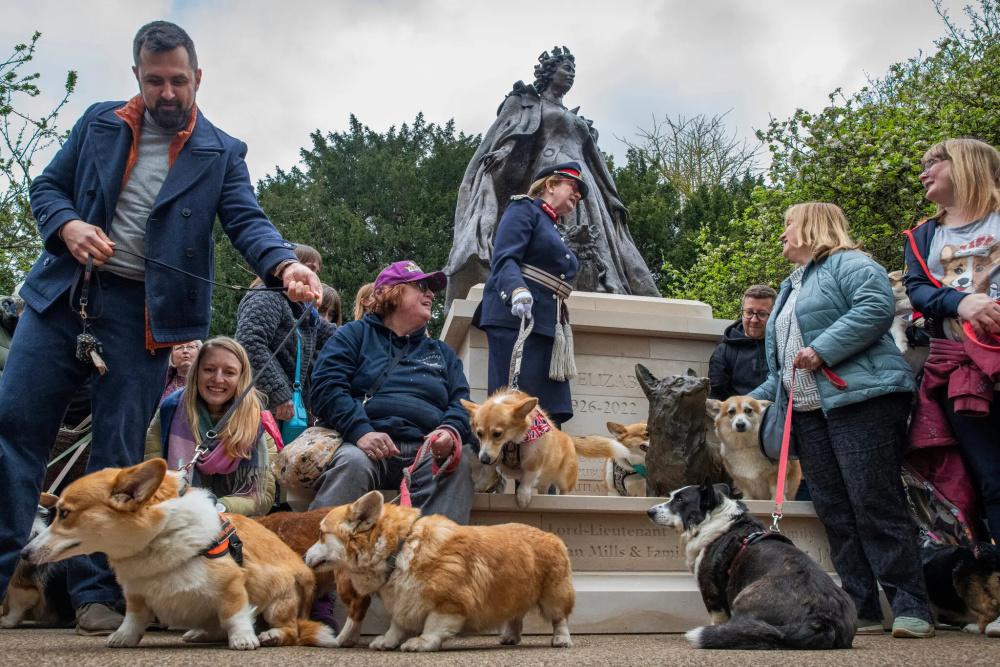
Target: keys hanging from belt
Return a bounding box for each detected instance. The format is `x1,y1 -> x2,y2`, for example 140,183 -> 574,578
73,254 -> 108,375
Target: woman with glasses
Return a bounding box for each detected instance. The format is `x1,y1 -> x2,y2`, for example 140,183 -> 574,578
904,138 -> 1000,549
160,340 -> 202,404
748,202 -> 932,638
307,261 -> 474,523
708,285 -> 776,400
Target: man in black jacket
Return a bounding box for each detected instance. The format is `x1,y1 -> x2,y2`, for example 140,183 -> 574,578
709,285 -> 777,400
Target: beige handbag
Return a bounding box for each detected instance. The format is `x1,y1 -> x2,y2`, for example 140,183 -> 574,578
272,426 -> 343,489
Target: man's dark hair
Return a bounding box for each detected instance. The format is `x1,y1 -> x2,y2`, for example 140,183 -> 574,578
742,284 -> 777,303
133,21 -> 198,70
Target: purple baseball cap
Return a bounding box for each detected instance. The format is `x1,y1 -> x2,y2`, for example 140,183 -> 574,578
374,261 -> 447,293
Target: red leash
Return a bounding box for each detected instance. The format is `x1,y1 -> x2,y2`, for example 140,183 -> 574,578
771,365 -> 846,531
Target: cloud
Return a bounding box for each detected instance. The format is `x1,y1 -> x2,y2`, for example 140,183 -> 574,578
2,0 -> 966,183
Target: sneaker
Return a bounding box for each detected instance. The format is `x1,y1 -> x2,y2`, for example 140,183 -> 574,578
891,616 -> 935,638
75,602 -> 124,636
857,619 -> 884,635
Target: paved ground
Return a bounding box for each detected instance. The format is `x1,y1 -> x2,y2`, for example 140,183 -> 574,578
3,628 -> 1000,666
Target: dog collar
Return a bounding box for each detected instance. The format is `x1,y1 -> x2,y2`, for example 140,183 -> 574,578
611,459 -> 646,495
384,516 -> 425,584
200,513 -> 244,566
726,530 -> 791,575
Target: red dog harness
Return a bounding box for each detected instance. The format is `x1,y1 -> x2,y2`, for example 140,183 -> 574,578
501,413 -> 552,470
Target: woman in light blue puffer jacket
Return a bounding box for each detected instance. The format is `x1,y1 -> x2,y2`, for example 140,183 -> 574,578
748,202 -> 932,638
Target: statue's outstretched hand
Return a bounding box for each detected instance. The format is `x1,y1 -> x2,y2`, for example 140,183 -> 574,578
480,144 -> 512,173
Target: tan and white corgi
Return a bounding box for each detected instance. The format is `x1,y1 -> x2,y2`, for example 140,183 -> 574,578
304,491 -> 575,652
603,421 -> 649,497
21,459 -> 337,650
706,396 -> 802,501
462,389 -> 625,507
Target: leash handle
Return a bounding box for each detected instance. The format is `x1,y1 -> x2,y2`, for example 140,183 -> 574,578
962,320 -> 1000,351
508,314 -> 534,390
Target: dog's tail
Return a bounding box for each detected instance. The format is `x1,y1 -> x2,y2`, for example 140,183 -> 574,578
572,435 -> 630,460
296,619 -> 340,647
685,617 -> 852,650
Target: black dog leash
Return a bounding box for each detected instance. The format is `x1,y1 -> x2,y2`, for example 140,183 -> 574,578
113,247 -> 289,292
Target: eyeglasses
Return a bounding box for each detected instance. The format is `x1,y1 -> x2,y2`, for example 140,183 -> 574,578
921,157 -> 948,174
174,343 -> 199,351
742,310 -> 771,320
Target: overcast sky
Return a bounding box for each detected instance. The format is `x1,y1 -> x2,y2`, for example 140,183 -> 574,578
3,0 -> 970,184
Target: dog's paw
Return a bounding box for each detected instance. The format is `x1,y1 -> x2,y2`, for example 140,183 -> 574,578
684,626 -> 706,648
551,634 -> 572,648
258,628 -> 284,647
0,614 -> 22,629
963,623 -> 982,634
228,632 -> 260,651
106,630 -> 142,648
368,634 -> 399,651
401,636 -> 438,652
499,632 -> 521,645
515,488 -> 532,508
986,619 -> 1000,637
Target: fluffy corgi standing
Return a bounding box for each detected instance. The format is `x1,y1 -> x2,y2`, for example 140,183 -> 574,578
22,459 -> 337,650
304,491 -> 575,652
706,396 -> 802,501
463,389 -> 625,507
1,494 -> 73,628
603,421 -> 649,497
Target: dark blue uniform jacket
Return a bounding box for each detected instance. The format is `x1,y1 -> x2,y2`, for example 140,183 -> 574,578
474,197 -> 578,336
25,101 -> 296,343
310,314 -> 472,447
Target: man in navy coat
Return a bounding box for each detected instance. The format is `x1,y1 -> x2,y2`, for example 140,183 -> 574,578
0,21 -> 320,634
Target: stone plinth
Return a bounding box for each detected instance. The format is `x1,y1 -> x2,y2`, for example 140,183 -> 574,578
441,286 -> 731,493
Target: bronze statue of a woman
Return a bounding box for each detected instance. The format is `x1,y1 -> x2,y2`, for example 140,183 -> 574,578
444,46 -> 660,306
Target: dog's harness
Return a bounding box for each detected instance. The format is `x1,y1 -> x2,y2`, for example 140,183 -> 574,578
611,459 -> 646,496
726,530 -> 792,575
199,513 -> 244,566
383,516 -> 426,584
500,413 -> 552,471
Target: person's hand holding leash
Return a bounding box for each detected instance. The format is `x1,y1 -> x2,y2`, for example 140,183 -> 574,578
511,289 -> 533,319
958,293 -> 1000,335
357,431 -> 399,461
281,262 -> 323,305
426,429 -> 455,461
273,400 -> 294,421
793,346 -> 824,371
60,220 -> 115,266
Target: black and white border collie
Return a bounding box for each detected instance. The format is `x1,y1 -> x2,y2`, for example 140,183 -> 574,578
647,480 -> 856,650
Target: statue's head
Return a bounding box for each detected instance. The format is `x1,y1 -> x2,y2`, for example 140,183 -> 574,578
534,46 -> 575,97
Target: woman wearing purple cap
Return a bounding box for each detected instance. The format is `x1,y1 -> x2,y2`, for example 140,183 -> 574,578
307,261 -> 474,523
473,163 -> 584,426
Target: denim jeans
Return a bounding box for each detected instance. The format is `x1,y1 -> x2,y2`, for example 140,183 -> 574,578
792,392 -> 932,622
0,274 -> 169,607
309,441 -> 474,525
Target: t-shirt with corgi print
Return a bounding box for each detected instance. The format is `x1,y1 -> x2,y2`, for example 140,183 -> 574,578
927,213 -> 1000,341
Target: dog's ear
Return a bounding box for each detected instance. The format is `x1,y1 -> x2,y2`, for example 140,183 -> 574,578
39,492 -> 60,508
512,397 -> 538,421
635,364 -> 659,399
460,399 -> 480,417
111,459 -> 167,510
346,491 -> 384,533
698,477 -> 719,513
606,421 -> 627,438
757,399 -> 773,409
713,483 -> 731,499
705,399 -> 721,421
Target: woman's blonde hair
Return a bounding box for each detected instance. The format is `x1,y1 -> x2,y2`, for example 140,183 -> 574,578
922,138 -> 1000,224
184,336 -> 263,459
785,202 -> 863,263
353,282 -> 374,321
527,175 -> 568,199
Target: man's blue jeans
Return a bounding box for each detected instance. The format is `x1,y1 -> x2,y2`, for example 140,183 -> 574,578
0,273 -> 169,607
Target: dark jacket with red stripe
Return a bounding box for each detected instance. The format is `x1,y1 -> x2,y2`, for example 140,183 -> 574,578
902,218 -> 967,339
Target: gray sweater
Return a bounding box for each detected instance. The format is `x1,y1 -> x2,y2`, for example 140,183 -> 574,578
235,287 -> 319,411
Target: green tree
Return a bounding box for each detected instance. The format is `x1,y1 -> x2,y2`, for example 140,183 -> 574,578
0,32 -> 76,292
209,113 -> 479,337
670,0 -> 1000,318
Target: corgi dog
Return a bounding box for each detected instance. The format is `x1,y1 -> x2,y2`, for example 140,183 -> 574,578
304,491 -> 575,652
1,493 -> 73,628
256,508 -> 372,647
888,270 -> 913,354
603,421 -> 649,497
21,459 -> 337,650
462,389 -> 626,507
706,396 -> 802,501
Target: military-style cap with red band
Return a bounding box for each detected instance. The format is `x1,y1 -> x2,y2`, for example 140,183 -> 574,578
533,161 -> 589,199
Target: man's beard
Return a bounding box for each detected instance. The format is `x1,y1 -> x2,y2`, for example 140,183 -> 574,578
148,102 -> 192,131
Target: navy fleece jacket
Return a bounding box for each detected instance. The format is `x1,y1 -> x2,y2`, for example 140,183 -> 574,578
309,314 -> 472,447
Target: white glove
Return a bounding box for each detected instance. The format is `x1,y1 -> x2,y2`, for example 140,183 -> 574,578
511,290 -> 533,319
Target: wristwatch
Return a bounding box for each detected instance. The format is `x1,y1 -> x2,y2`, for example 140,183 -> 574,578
273,258 -> 300,279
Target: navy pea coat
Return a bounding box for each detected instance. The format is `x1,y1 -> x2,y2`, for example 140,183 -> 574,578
473,197 -> 578,335
25,101 -> 297,343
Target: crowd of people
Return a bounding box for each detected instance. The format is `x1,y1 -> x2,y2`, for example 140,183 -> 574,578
1,18 -> 999,644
